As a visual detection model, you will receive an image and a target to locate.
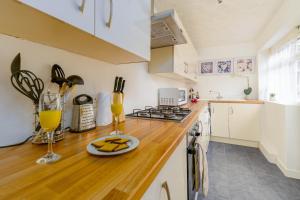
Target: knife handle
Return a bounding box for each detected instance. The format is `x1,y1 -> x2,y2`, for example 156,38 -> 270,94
116,77 -> 123,92
120,80 -> 125,93
113,76 -> 119,92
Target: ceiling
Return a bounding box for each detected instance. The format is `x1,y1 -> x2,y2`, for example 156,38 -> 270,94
154,0 -> 284,50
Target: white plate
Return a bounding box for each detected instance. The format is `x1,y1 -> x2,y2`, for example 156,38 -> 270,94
86,135 -> 139,156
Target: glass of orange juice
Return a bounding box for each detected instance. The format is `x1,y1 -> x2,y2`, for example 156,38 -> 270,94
111,92 -> 123,135
36,93 -> 62,164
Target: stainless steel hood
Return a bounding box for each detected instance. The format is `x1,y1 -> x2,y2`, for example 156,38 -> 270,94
151,9 -> 187,49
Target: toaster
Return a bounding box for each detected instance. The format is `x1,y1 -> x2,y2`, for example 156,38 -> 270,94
71,94 -> 96,133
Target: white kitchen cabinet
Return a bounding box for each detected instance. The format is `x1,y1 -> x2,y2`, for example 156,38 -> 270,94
228,104 -> 261,141
142,136 -> 187,200
4,0 -> 150,64
19,0 -> 95,34
149,9 -> 198,82
211,103 -> 230,138
149,46 -> 198,82
95,0 -> 151,60
210,103 -> 261,142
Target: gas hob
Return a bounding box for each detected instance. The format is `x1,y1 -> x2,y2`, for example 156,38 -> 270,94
126,105 -> 191,122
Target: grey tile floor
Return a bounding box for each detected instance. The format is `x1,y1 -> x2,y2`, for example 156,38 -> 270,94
200,142 -> 300,200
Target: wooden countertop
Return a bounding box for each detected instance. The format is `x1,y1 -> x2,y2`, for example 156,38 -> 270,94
208,99 -> 264,104
0,102 -> 207,200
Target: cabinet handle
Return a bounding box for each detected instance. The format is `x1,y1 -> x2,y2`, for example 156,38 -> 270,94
162,181 -> 171,200
229,106 -> 234,115
79,0 -> 86,13
106,0 -> 113,28
184,62 -> 188,73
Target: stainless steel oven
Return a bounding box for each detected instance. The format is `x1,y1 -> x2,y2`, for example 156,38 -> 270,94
187,121 -> 201,200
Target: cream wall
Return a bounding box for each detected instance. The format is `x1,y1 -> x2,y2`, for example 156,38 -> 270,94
255,0 -> 300,50
260,102 -> 300,178
0,34 -> 189,146
256,0 -> 300,179
194,43 -> 258,99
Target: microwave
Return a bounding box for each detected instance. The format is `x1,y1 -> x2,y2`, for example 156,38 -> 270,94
158,88 -> 188,106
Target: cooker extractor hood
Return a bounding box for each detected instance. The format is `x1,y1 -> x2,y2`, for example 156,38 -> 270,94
151,9 -> 187,49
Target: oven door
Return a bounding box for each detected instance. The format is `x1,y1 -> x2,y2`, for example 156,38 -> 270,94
178,88 -> 188,105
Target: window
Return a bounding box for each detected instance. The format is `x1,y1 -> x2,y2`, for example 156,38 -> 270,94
260,36 -> 300,104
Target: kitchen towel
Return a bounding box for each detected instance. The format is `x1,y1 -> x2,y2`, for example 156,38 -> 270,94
198,142 -> 209,197
193,145 -> 200,192
96,92 -> 112,126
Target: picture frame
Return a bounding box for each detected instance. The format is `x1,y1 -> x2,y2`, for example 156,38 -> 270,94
216,59 -> 233,74
199,60 -> 215,75
234,57 -> 256,74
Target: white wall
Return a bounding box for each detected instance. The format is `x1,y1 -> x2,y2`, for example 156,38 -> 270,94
255,0 -> 300,50
260,102 -> 300,178
194,43 -> 258,99
0,34 -> 189,146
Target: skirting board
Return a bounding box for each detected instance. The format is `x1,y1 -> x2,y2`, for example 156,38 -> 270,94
259,143 -> 300,179
210,136 -> 259,148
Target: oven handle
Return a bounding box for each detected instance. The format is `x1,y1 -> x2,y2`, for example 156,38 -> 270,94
162,181 -> 171,200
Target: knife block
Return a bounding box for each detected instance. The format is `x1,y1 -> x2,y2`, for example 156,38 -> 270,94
112,92 -> 125,124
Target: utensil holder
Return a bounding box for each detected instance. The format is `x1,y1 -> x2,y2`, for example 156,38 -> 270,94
31,97 -> 65,144
112,92 -> 125,124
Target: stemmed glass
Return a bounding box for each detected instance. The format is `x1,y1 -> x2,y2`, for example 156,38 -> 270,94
111,92 -> 123,135
36,93 -> 62,164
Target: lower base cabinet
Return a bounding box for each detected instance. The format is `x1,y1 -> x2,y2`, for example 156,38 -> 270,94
142,136 -> 187,200
210,103 -> 261,141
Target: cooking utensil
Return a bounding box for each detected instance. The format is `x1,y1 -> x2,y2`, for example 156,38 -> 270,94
67,75 -> 84,87
113,76 -> 119,92
71,94 -> 96,133
59,82 -> 69,96
120,80 -> 125,93
116,77 -> 123,92
51,64 -> 68,88
11,70 -> 44,105
11,53 -> 21,75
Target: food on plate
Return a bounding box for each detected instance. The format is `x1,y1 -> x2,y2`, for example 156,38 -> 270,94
98,143 -> 119,152
111,138 -> 129,144
114,144 -> 129,151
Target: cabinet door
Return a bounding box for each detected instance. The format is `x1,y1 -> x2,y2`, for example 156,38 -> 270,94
210,103 -> 230,138
95,0 -> 151,61
142,137 -> 187,200
228,104 -> 261,141
19,0 -> 95,34
188,61 -> 198,81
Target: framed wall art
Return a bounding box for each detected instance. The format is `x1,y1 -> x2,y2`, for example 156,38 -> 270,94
234,57 -> 255,73
199,61 -> 214,75
216,59 -> 233,74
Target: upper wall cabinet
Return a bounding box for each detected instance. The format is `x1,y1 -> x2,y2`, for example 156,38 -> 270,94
0,0 -> 150,64
95,0 -> 150,60
19,0 -> 95,35
149,45 -> 198,82
148,10 -> 198,82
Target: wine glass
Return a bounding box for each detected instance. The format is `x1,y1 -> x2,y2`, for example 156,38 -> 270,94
36,93 -> 62,164
111,92 -> 123,135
